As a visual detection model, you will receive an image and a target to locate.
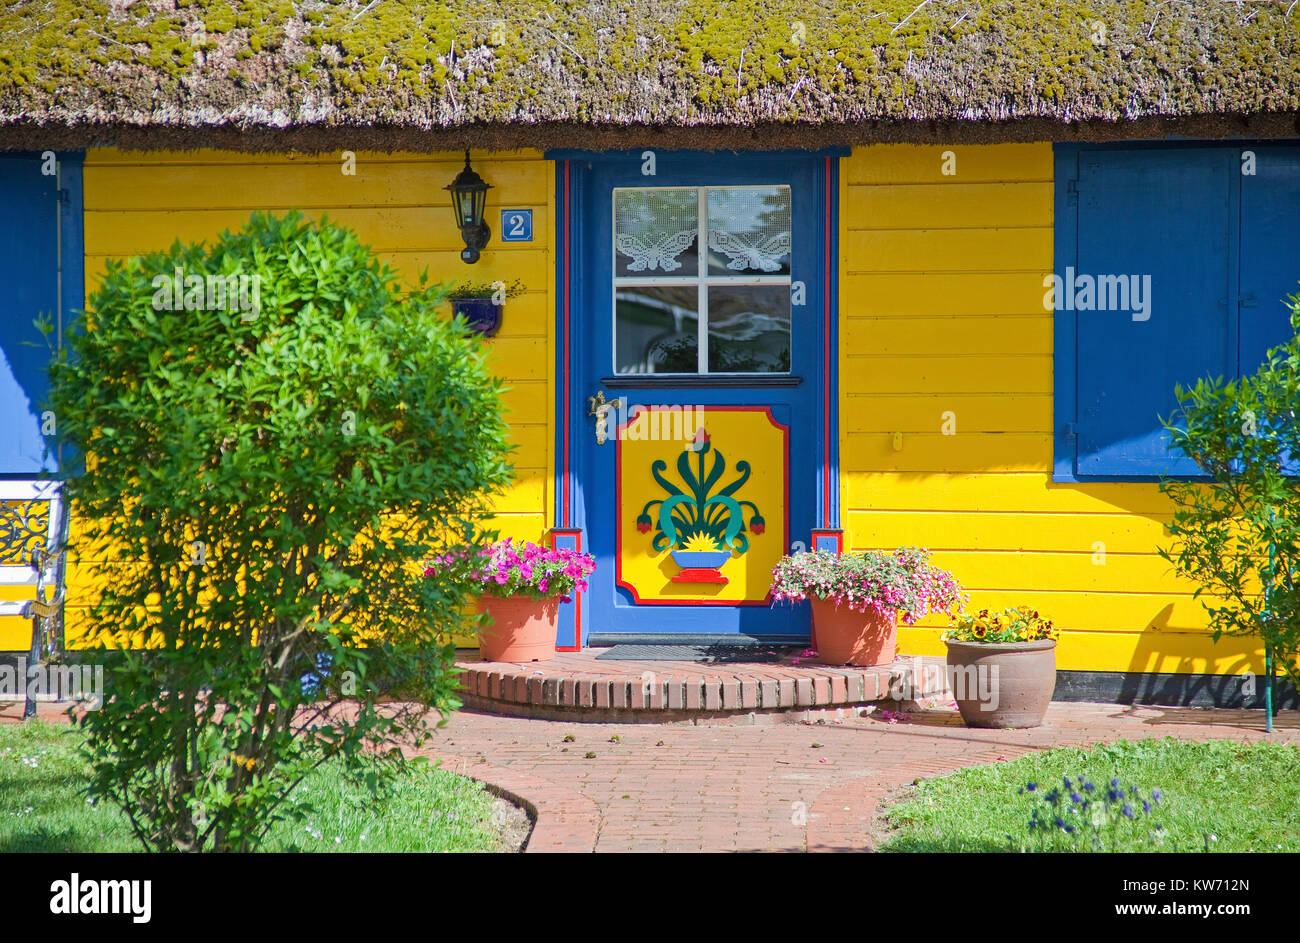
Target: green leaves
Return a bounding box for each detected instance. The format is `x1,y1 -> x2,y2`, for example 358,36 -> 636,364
55,211 -> 512,851
1159,291 -> 1300,688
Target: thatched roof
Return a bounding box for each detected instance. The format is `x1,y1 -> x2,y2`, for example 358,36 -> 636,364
2,0 -> 1298,152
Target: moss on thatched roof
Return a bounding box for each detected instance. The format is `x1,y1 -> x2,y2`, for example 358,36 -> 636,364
1,0 -> 1297,152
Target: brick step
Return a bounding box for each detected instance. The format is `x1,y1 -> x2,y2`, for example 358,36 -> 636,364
455,650 -> 949,725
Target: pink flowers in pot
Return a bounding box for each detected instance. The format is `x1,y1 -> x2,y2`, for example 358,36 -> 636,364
428,538 -> 596,601
770,547 -> 966,624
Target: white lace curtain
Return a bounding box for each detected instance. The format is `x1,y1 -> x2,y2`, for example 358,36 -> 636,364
614,188 -> 698,274
707,187 -> 791,274
614,186 -> 791,276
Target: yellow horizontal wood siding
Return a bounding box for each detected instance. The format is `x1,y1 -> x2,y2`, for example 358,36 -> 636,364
839,142 -> 1256,676
8,148 -> 555,651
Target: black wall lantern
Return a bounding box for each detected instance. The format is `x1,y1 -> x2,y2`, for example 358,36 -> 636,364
445,150 -> 492,263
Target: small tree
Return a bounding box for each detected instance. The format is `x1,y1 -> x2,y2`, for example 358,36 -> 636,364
1159,293 -> 1300,692
47,212 -> 512,851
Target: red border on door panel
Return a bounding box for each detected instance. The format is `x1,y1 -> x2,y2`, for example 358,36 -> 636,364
613,405 -> 790,607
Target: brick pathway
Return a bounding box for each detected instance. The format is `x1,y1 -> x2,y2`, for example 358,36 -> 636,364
411,702 -> 1300,853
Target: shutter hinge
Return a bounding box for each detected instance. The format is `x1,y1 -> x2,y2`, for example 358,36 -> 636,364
57,188 -> 70,205
1066,178 -> 1079,205
1063,421 -> 1079,439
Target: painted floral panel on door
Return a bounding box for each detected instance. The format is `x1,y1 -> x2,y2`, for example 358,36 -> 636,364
615,405 -> 788,604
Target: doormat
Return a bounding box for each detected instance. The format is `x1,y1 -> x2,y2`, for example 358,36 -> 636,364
594,644 -> 797,663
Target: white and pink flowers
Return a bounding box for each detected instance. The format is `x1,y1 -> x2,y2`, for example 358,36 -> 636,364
770,547 -> 965,625
429,538 -> 596,601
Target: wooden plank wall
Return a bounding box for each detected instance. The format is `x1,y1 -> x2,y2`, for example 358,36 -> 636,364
839,142 -> 1261,676
0,148 -> 554,650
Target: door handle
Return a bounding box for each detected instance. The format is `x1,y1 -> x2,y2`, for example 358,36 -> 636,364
588,389 -> 615,445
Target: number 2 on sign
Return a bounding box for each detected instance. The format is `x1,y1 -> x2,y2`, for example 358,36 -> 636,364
500,209 -> 533,242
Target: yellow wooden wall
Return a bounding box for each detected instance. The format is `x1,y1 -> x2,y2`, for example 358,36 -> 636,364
839,142 -> 1264,676
0,148 -> 554,650
0,141 -> 1268,677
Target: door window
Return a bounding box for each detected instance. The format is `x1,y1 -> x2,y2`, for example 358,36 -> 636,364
612,186 -> 792,375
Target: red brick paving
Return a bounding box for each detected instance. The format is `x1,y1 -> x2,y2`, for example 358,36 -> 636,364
9,697 -> 1297,853
410,701 -> 1300,852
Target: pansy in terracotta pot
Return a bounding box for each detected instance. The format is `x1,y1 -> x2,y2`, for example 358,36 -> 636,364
943,606 -> 1059,728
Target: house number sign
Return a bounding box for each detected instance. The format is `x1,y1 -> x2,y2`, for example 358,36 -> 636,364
500,209 -> 533,242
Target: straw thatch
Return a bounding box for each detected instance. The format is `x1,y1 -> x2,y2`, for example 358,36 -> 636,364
1,0 -> 1297,152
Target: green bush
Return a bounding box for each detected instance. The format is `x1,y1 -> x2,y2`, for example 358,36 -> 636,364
45,211 -> 512,851
1160,292 -> 1300,688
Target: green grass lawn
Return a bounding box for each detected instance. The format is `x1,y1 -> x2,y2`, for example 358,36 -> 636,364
0,721 -> 517,853
880,738 -> 1300,853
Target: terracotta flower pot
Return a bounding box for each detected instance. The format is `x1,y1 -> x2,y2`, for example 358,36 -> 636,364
476,594 -> 560,662
809,598 -> 898,666
944,638 -> 1057,728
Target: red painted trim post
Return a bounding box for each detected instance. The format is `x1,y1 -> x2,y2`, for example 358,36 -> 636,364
549,527 -> 584,651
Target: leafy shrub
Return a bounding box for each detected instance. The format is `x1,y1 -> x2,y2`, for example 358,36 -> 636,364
1160,292 -> 1300,687
46,211 -> 512,851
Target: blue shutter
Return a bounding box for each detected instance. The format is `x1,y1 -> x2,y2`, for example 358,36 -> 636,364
0,154 -> 80,478
1239,145 -> 1300,374
1073,148 -> 1234,477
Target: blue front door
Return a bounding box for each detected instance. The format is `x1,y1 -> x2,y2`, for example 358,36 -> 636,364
557,151 -> 836,640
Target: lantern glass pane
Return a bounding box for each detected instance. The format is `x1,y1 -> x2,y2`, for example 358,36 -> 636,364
458,190 -> 476,226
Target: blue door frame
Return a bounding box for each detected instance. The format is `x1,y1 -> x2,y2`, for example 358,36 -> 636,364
0,152 -> 83,479
549,149 -> 843,643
